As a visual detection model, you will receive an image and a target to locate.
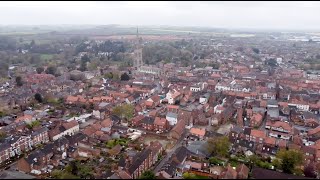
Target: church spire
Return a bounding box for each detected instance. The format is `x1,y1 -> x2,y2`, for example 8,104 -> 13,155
136,26 -> 139,40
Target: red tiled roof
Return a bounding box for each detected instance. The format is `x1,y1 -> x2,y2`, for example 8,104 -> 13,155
190,128 -> 206,137
264,137 -> 276,146
250,129 -> 266,139
62,120 -> 79,130
145,101 -> 154,107
167,105 -> 179,109
308,126 -> 320,136
66,96 -> 79,103
101,118 -> 113,128
15,114 -> 33,123
154,117 -> 166,126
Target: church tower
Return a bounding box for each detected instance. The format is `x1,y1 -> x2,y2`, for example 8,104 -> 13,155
133,27 -> 143,68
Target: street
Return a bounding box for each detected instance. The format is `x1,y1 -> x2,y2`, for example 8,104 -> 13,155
153,132 -> 186,173
0,161 -> 17,172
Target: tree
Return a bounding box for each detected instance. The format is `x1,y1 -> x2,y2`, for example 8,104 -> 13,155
252,47 -> 260,54
271,158 -> 282,170
30,39 -> 35,48
79,61 -> 87,72
276,149 -> 303,174
27,120 -> 41,129
112,104 -> 134,121
207,136 -> 231,157
104,72 -> 113,79
51,169 -> 79,179
120,72 -> 130,81
0,111 -> 6,118
112,72 -> 120,80
304,163 -> 317,178
0,131 -> 7,140
35,93 -> 43,103
15,76 -> 23,86
139,170 -> 156,179
182,172 -> 196,179
36,67 -> 44,74
46,66 -> 57,75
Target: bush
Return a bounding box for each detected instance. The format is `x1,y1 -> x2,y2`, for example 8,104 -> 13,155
209,157 -> 224,166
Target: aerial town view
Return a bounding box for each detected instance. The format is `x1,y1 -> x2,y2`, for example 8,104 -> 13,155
0,1 -> 320,179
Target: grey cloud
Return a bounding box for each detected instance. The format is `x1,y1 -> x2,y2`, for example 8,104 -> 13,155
0,1 -> 320,31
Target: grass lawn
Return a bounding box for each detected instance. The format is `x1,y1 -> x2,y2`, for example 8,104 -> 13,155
194,175 -> 210,179
106,138 -> 129,148
40,54 -> 54,60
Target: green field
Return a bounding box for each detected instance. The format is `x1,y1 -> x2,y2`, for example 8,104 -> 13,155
40,54 -> 54,60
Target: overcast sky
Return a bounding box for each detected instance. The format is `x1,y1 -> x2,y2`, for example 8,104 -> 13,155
1,1 -> 320,31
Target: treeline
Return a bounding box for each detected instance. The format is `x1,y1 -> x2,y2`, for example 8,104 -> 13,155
142,43 -> 193,65
0,36 -> 17,51
75,40 -> 126,56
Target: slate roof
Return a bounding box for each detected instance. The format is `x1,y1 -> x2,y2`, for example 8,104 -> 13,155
142,116 -> 155,125
31,127 -> 48,137
252,167 -> 313,179
128,148 -> 152,174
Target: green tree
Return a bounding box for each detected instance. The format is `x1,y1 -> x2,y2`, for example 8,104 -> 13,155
0,111 -> 6,118
46,66 -> 57,75
276,149 -> 303,174
272,158 -> 282,170
207,136 -> 231,157
35,93 -> 43,103
36,67 -> 44,74
252,47 -> 260,54
120,72 -> 130,81
139,170 -> 156,179
112,104 -> 134,121
15,76 -> 23,87
122,104 -> 134,121
112,72 -> 120,80
104,72 -> 113,79
182,172 -> 196,179
0,131 -> 7,140
51,170 -> 79,179
30,39 -> 35,48
27,120 -> 41,129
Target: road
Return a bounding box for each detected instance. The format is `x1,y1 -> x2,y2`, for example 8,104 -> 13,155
259,112 -> 267,130
153,132 -> 186,173
0,161 -> 17,172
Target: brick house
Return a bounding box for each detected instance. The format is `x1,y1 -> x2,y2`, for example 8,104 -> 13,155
236,164 -> 249,179
141,117 -> 155,131
154,117 -> 168,132
147,95 -> 161,108
167,105 -> 179,114
17,144 -> 54,175
127,148 -> 153,179
31,127 -> 49,146
189,128 -> 206,140
148,141 -> 163,164
170,119 -> 186,140
48,120 -> 79,141
249,129 -> 266,144
131,115 -> 144,127
249,113 -> 264,127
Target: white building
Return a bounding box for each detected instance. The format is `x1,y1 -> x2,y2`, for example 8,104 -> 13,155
51,120 -> 80,141
166,112 -> 178,126
288,103 -> 309,111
